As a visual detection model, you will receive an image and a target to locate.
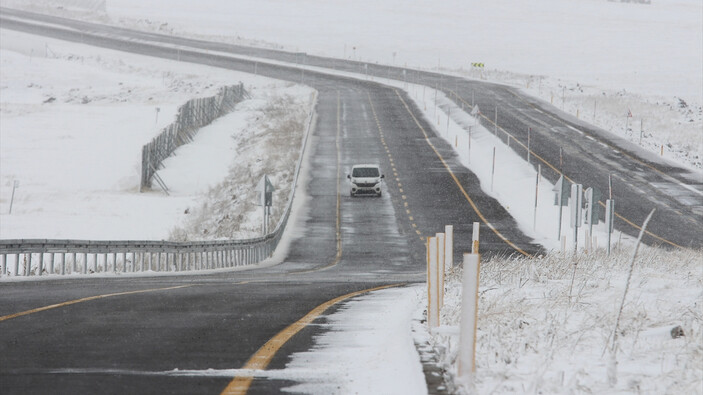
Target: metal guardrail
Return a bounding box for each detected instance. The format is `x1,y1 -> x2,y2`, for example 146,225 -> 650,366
0,92 -> 318,278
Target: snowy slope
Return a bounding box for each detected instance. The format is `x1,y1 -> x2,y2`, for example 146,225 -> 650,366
0,29 -> 314,240
8,0 -> 698,166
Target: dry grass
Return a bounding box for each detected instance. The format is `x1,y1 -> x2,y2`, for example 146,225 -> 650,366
433,247 -> 703,394
169,92 -> 309,241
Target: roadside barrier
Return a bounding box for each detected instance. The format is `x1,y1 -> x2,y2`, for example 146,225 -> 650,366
0,92 -> 318,278
427,222 -> 481,380
140,83 -> 249,191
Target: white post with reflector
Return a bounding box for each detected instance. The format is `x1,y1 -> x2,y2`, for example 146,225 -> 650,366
471,222 -> 480,254
444,225 -> 453,273
436,233 -> 445,309
427,237 -> 439,328
458,252 -> 481,380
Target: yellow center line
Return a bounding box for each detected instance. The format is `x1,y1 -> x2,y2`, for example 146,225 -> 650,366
296,92 -> 344,274
395,89 -> 531,257
221,283 -> 403,395
447,88 -> 685,249
0,284 -> 194,322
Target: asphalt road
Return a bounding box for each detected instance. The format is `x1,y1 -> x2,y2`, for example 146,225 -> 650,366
1,8 -> 701,394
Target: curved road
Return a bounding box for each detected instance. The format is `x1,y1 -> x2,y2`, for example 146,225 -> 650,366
1,8 -> 701,395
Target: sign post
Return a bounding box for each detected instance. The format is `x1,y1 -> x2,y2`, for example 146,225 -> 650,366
605,199 -> 615,256
570,184 -> 583,253
256,175 -> 275,235
552,175 -> 571,241
584,187 -> 602,235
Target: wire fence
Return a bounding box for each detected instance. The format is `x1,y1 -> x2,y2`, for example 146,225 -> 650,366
0,92 -> 317,278
141,83 -> 249,191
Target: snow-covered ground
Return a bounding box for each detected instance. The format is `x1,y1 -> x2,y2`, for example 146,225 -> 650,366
429,248 -> 703,394
2,1 -> 702,393
0,29 -> 314,240
5,0 -> 699,168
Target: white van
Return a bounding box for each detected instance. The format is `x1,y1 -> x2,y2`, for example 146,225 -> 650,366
347,164 -> 384,197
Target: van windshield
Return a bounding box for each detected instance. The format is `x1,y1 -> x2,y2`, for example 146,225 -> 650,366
352,167 -> 379,177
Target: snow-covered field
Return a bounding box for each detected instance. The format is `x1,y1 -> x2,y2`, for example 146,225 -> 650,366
2,1 -> 702,393
5,0 -> 699,168
0,29 -> 314,240
428,248 -> 703,394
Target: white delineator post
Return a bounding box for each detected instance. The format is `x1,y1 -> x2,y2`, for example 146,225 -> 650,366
458,252 -> 481,379
605,199 -> 615,256
427,237 -> 440,328
472,222 -> 480,254
436,232 -> 446,309
570,183 -> 583,253
444,225 -> 454,273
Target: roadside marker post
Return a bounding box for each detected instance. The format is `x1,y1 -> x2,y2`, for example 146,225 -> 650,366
458,252 -> 481,380
8,180 -> 19,214
257,175 -> 275,235
533,164 -> 541,230
491,147 -> 496,192
527,127 -> 531,163
427,237 -> 439,328
570,184 -> 584,253
553,175 -> 571,241
605,199 -> 615,256
471,222 -> 480,254
436,233 -> 446,309
584,187 -> 602,236
444,225 -> 454,273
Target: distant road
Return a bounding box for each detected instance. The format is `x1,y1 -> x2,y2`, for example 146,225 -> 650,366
0,7 -> 701,395
2,7 -> 699,250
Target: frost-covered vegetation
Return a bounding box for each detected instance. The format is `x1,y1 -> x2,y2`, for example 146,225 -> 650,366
169,91 -> 310,241
430,247 -> 703,394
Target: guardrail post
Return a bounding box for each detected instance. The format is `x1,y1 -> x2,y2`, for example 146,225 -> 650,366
1,254 -> 5,276
49,253 -> 55,275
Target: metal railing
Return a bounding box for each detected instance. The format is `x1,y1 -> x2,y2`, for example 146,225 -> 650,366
0,92 -> 317,278
141,83 -> 249,191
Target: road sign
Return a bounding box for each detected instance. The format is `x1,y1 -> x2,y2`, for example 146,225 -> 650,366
552,175 -> 571,206
584,187 -> 602,226
470,105 -> 480,116
570,184 -> 583,229
256,175 -> 275,207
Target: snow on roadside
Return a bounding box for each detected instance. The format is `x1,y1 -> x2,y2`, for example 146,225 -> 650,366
454,68 -> 703,170
431,248 -> 703,394
166,87 -> 314,241
277,286 -> 427,395
9,0 -> 698,168
0,29 -> 314,240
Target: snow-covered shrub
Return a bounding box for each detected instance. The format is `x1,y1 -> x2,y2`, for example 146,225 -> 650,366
169,91 -> 309,241
427,247 -> 703,394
